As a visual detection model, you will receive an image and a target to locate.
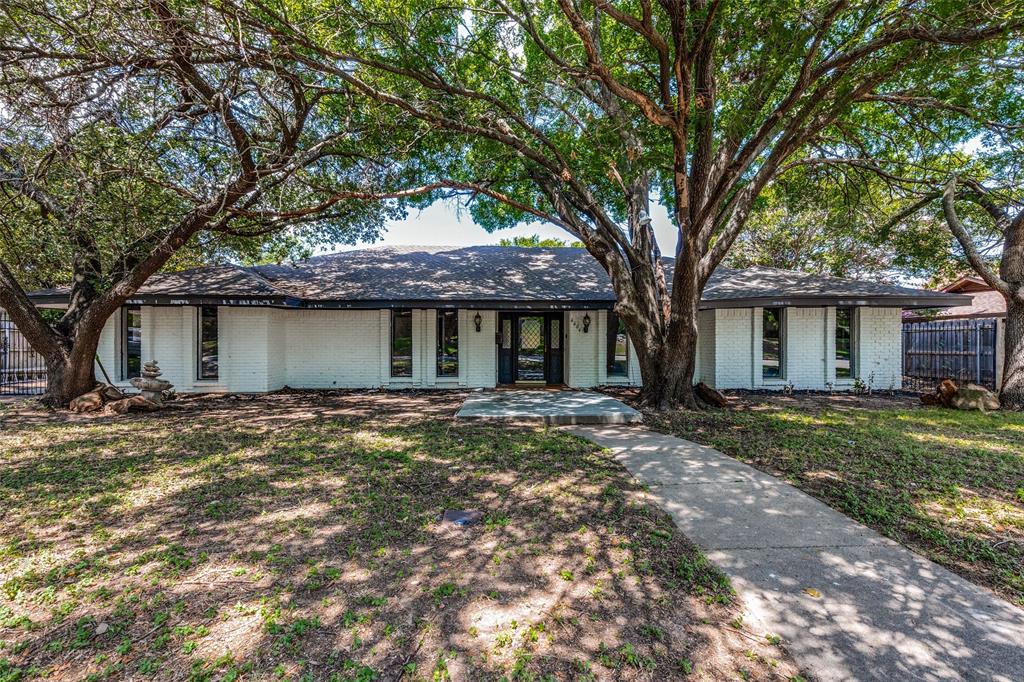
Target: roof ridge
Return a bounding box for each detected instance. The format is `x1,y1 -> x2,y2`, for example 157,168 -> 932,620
237,265 -> 294,296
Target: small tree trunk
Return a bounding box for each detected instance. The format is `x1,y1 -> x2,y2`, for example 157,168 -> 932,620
40,331 -> 101,408
1001,295 -> 1024,410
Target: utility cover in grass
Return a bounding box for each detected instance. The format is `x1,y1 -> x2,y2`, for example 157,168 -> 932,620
442,509 -> 483,526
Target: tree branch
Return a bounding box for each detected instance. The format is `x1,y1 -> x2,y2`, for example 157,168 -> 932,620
943,176 -> 1010,295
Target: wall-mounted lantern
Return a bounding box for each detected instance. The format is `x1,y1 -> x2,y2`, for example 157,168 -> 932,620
582,313 -> 591,333
474,312 -> 483,332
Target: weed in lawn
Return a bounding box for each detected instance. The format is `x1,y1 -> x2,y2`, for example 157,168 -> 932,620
640,623 -> 666,641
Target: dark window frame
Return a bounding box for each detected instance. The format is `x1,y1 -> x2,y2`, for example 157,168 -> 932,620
197,305 -> 219,380
762,307 -> 785,379
606,311 -> 629,377
835,307 -> 855,380
436,309 -> 459,378
122,305 -> 142,381
391,308 -> 413,378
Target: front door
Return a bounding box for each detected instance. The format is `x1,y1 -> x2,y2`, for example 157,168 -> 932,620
516,315 -> 546,382
497,313 -> 564,385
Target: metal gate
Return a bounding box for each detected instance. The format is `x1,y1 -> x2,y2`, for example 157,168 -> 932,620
0,309 -> 47,395
902,318 -> 998,391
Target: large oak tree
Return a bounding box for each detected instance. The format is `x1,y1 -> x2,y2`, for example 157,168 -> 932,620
230,0 -> 1023,407
0,0 -> 456,405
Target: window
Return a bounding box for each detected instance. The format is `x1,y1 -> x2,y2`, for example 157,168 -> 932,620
198,306 -> 219,379
835,307 -> 855,380
122,305 -> 141,380
391,308 -> 413,377
762,307 -> 784,379
436,310 -> 459,377
606,311 -> 628,377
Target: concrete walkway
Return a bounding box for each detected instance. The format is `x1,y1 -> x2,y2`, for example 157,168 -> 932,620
456,390 -> 641,425
571,426 -> 1024,682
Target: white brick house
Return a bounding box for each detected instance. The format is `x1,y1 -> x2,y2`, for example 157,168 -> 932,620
30,246 -> 968,394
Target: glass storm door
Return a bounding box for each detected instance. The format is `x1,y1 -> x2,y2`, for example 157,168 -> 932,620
517,316 -> 546,382
497,313 -> 514,384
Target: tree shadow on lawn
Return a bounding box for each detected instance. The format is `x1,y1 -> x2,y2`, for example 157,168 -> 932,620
641,397 -> 1024,606
0,394 -> 801,681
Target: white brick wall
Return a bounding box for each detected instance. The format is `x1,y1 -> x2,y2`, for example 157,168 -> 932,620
697,309 -> 716,385
149,306 -> 192,390
266,310 -> 287,390
95,306 -> 226,393
855,307 -> 902,390
691,305 -> 902,391
714,308 -> 755,388
95,312 -> 122,386
221,307 -> 278,392
464,310 -> 497,388
564,310 -> 641,388
93,303 -> 905,393
784,307 -> 827,389
283,309 -> 383,389
566,310 -> 599,387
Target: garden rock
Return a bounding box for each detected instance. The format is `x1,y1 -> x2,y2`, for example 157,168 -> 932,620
104,395 -> 160,415
937,378 -> 959,406
100,384 -> 125,401
950,383 -> 1000,412
69,388 -> 106,413
920,378 -> 959,407
696,382 -> 730,408
129,360 -> 172,405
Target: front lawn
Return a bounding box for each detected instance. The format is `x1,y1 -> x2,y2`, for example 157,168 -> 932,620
0,392 -> 800,681
642,394 -> 1024,607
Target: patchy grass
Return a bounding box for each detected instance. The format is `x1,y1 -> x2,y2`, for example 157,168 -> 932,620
0,392 -> 800,681
643,394 -> 1024,606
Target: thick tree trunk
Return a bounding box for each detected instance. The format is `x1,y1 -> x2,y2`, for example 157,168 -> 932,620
635,327 -> 700,409
632,270 -> 703,410
1001,295 -> 1024,410
40,329 -> 101,407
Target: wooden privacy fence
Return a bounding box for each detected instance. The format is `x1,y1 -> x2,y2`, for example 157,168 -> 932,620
0,308 -> 47,395
902,318 -> 998,391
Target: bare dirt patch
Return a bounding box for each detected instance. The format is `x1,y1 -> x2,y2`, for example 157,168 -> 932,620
0,391 -> 803,681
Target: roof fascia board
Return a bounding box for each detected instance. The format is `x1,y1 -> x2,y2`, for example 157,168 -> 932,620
701,294 -> 973,309
27,294 -> 973,310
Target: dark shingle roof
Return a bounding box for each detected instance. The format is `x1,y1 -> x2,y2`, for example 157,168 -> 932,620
701,264 -> 966,307
27,245 -> 970,309
252,246 -> 614,302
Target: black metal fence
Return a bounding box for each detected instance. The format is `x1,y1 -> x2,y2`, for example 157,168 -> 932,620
902,318 -> 998,391
0,309 -> 47,396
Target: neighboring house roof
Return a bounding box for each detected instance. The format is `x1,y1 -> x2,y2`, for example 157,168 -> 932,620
27,245 -> 971,310
903,275 -> 1007,321
942,275 -> 991,293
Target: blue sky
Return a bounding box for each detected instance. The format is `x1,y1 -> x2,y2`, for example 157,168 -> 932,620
335,199 -> 681,251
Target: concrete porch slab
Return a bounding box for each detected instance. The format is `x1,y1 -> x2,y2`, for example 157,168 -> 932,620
455,390 -> 641,425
